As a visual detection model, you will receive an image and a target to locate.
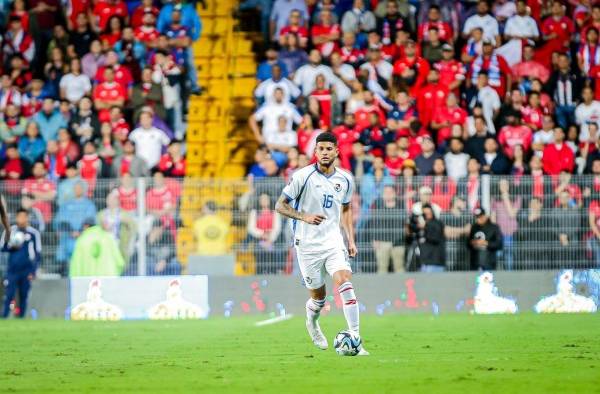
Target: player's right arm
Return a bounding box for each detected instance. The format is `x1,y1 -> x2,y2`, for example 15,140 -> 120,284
275,195 -> 325,225
275,171 -> 325,225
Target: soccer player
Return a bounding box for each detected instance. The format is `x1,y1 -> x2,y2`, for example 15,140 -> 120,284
1,209 -> 41,318
276,132 -> 368,355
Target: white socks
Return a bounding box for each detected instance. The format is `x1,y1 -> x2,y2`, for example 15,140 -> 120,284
306,298 -> 325,323
338,281 -> 359,334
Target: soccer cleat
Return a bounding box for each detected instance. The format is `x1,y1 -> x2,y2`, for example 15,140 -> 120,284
357,347 -> 370,356
306,318 -> 328,350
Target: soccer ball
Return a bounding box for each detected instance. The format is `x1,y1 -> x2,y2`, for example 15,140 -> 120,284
8,231 -> 25,249
333,330 -> 362,356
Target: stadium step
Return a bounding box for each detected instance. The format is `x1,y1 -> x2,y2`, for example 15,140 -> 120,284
182,0 -> 259,268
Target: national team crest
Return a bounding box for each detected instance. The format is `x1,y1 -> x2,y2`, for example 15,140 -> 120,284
334,183 -> 342,192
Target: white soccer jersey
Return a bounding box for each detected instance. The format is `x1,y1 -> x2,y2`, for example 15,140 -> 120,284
282,164 -> 354,253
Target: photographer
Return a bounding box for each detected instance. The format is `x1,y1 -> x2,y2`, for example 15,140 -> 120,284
468,208 -> 503,271
418,204 -> 446,272
406,203 -> 446,272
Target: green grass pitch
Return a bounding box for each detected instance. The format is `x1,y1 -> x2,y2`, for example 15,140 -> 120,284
1,314 -> 599,393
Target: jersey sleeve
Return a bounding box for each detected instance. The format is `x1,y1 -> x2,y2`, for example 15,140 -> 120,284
281,171 -> 304,202
343,175 -> 354,204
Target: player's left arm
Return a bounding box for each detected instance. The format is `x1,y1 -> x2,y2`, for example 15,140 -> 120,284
341,203 -> 357,258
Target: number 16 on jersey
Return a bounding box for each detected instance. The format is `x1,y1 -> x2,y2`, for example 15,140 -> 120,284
322,194 -> 333,208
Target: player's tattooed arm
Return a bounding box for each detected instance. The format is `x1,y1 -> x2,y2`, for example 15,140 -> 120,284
275,195 -> 325,225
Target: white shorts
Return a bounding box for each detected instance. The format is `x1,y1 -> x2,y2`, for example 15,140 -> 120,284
295,247 -> 352,290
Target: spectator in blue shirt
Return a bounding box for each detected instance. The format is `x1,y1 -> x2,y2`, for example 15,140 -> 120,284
359,156 -> 394,224
33,98 -> 67,142
157,0 -> 202,93
18,122 -> 46,165
54,181 -> 97,272
257,47 -> 289,81
113,26 -> 147,70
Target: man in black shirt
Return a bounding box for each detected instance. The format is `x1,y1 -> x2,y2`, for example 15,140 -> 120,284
69,13 -> 98,58
468,208 -> 503,270
441,196 -> 471,270
418,204 -> 446,272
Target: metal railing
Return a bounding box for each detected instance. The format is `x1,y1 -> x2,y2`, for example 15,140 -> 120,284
1,174 -> 600,277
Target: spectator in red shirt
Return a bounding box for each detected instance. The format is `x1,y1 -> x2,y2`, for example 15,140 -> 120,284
0,144 -> 28,195
95,50 -> 134,94
22,161 -> 56,223
553,171 -> 582,208
354,90 -> 387,131
117,173 -> 137,212
396,128 -> 421,159
12,0 -> 30,32
512,44 -> 550,84
498,111 -> 533,159
381,29 -> 411,62
57,128 -> 81,164
416,68 -> 448,129
309,74 -> 333,128
158,140 -> 186,178
311,9 -> 340,58
422,157 -> 456,212
332,113 -> 359,171
109,107 -> 131,140
92,0 -> 128,32
582,5 -> 600,40
131,0 -> 160,29
93,67 -> 127,121
78,141 -> 104,195
431,93 -> 467,147
100,15 -> 124,49
392,39 -> 430,96
469,39 -> 512,97
435,44 -> 466,96
538,1 -> 574,66
338,31 -> 365,67
279,9 -> 308,48
146,171 -> 177,230
384,141 -> 404,176
44,140 -> 67,180
542,127 -> 575,175
521,92 -> 545,131
418,5 -> 454,43
135,11 -> 160,49
578,27 -> 600,76
3,15 -> 35,66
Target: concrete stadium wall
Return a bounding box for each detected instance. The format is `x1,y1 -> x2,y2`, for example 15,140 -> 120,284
1,271 -> 598,318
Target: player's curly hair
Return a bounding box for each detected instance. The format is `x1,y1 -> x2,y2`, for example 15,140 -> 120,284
315,132 -> 337,145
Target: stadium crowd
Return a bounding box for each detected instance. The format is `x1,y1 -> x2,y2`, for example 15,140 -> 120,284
241,0 -> 600,273
0,0 -> 200,275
